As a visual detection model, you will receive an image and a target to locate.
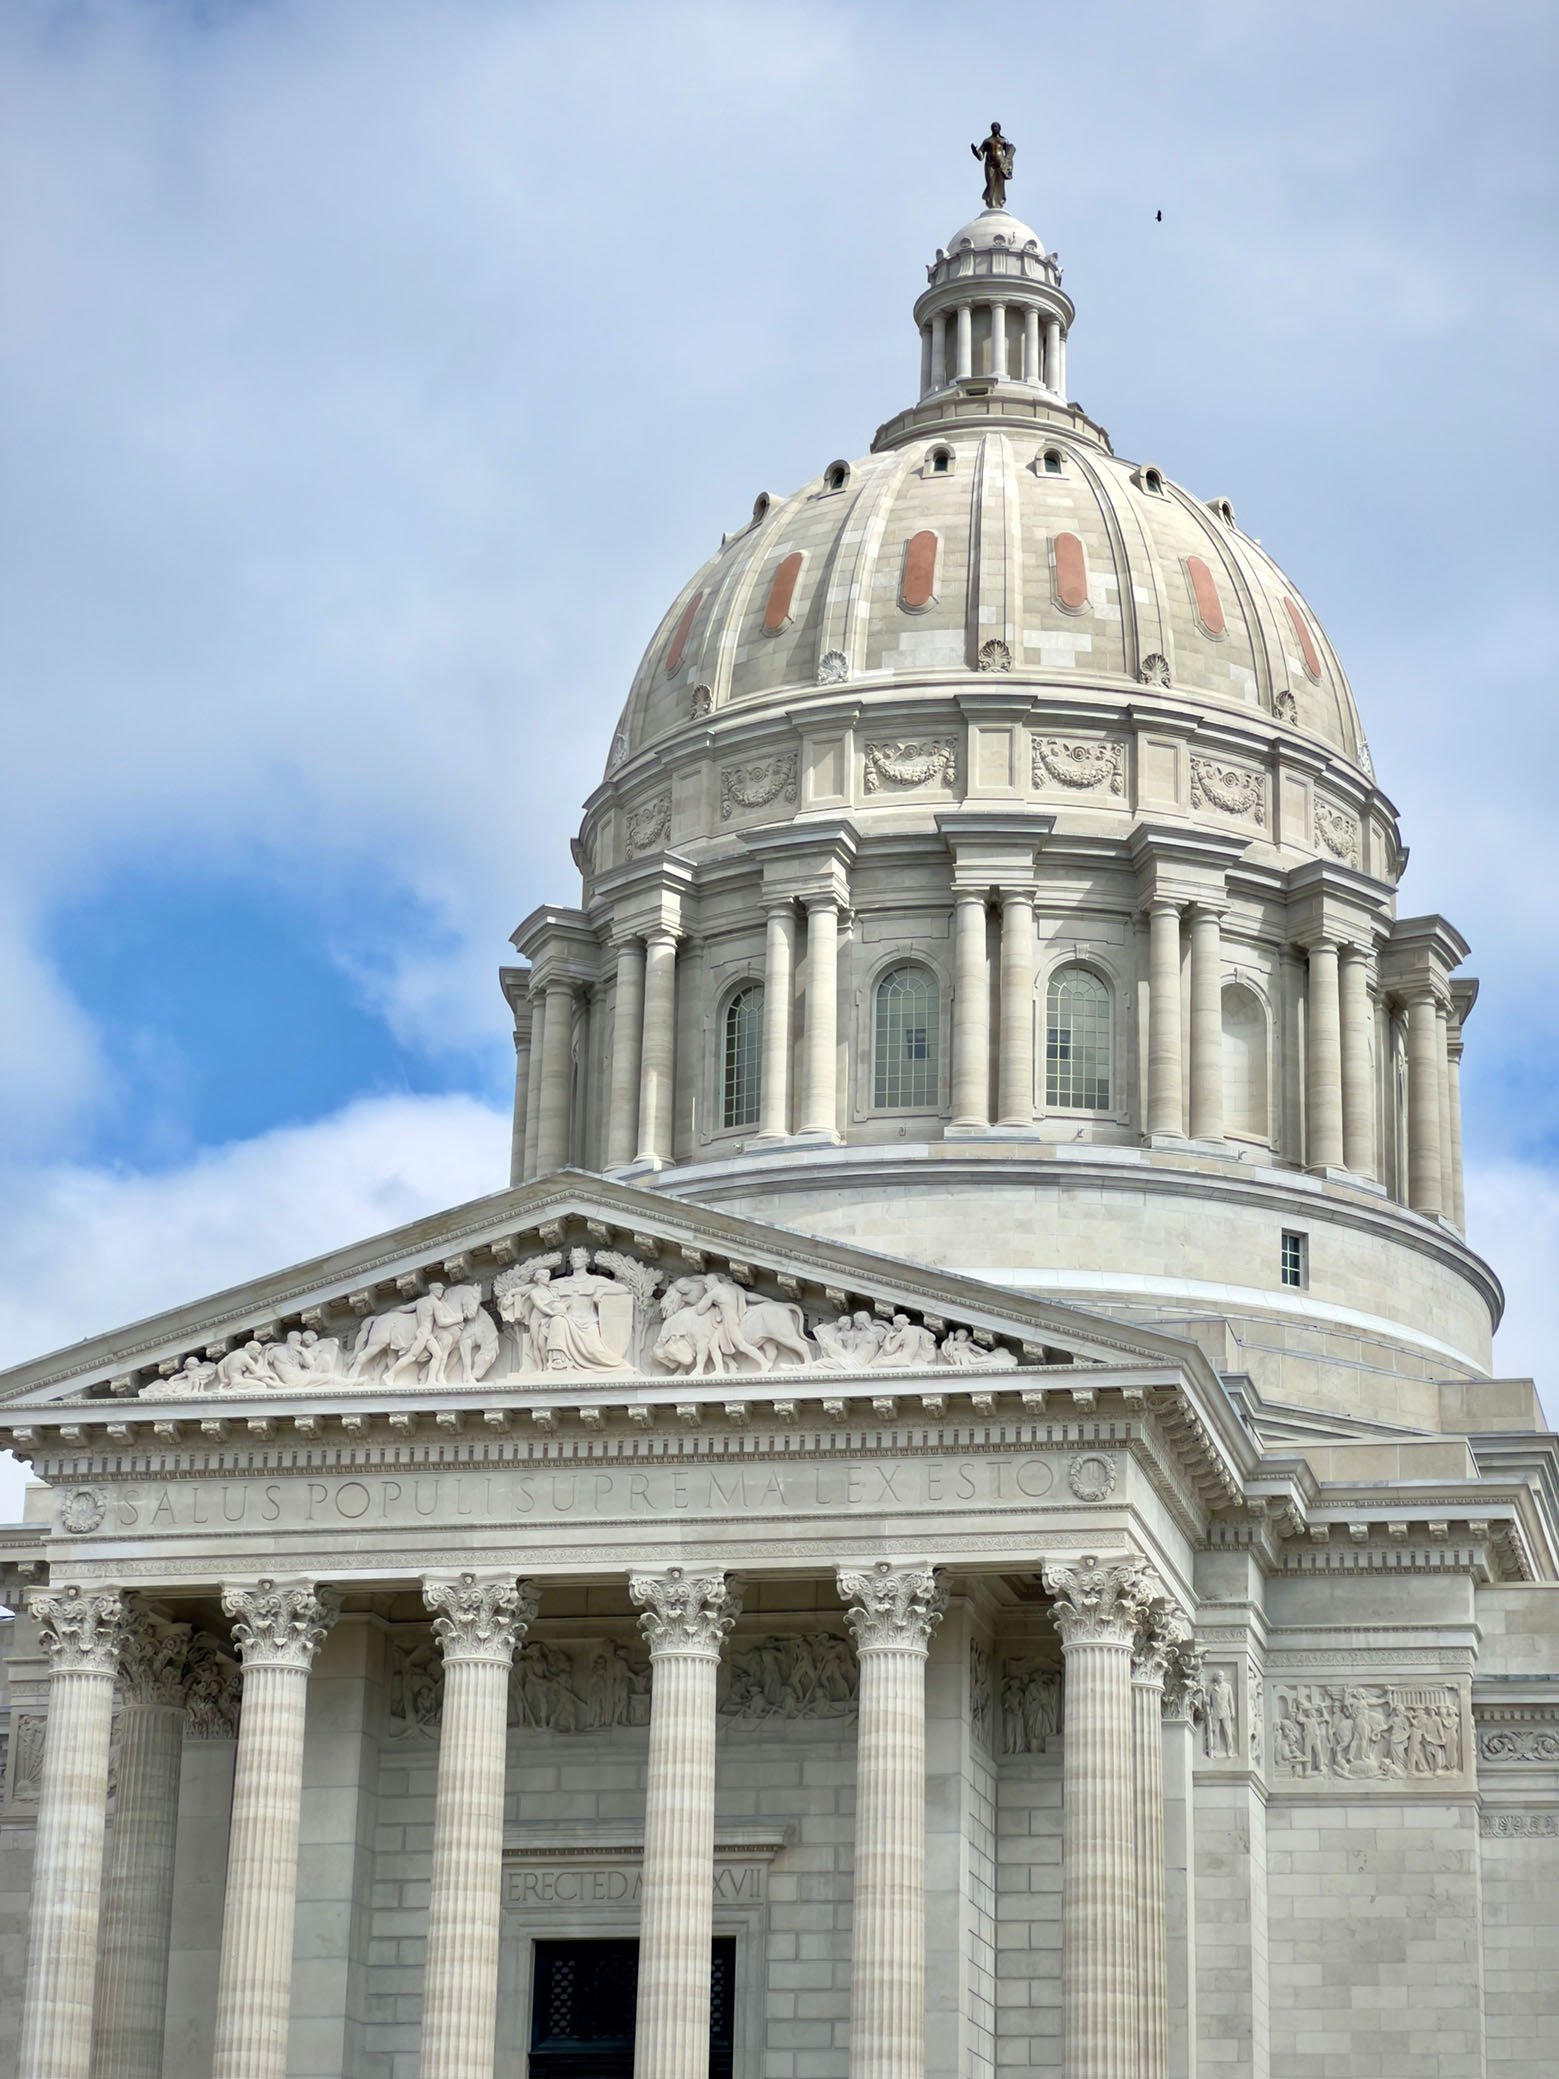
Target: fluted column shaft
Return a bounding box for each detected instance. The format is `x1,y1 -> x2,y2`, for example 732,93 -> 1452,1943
508,1034 -> 532,1187
211,1580 -> 338,2079
951,893 -> 990,1128
955,304 -> 973,381
630,1569 -> 741,2079
1405,989 -> 1444,1216
17,1588 -> 127,2079
1339,945 -> 1376,1178
801,896 -> 840,1137
838,1563 -> 946,2079
1044,316 -> 1062,392
757,903 -> 795,1139
929,312 -> 947,390
1447,1033 -> 1466,1229
1044,1557 -> 1157,2079
534,980 -> 575,1174
989,300 -> 1008,378
606,939 -> 646,1168
1188,906 -> 1223,1142
1436,1005 -> 1454,1219
418,1575 -> 538,2079
522,992 -> 546,1181
1131,1611 -> 1190,2079
1023,307 -> 1041,384
1305,938 -> 1344,1170
1146,901 -> 1184,1137
93,1613 -> 192,2079
997,891 -> 1035,1127
636,932 -> 678,1164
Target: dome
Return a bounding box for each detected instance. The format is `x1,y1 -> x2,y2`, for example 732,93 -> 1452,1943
940,206 -> 1048,257
604,431 -> 1369,787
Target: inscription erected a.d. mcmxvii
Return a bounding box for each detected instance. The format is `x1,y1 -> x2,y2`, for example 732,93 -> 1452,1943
95,1451 -> 1064,1536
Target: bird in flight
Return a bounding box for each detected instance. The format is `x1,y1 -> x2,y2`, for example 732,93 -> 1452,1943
1155,209 -> 1163,222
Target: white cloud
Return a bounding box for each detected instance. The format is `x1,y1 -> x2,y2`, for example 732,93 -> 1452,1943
0,1089 -> 510,1522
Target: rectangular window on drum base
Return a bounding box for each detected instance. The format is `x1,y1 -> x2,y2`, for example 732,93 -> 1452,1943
529,1937 -> 735,2079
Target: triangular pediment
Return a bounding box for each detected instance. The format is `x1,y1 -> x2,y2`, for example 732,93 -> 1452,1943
0,1169 -> 1221,1419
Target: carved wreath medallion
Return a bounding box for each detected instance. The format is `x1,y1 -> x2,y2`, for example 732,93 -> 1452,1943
1033,737 -> 1125,795
1190,755 -> 1266,826
863,738 -> 959,793
1314,799 -> 1360,864
59,1487 -> 108,1535
1067,1452 -> 1116,1502
720,753 -> 798,820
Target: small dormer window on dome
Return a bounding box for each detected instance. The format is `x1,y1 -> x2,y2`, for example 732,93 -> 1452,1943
927,444 -> 955,477
1136,465 -> 1165,496
1042,448 -> 1064,476
823,461 -> 850,493
1210,496 -> 1237,526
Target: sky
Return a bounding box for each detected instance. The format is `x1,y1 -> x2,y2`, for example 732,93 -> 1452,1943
0,0 -> 1555,1517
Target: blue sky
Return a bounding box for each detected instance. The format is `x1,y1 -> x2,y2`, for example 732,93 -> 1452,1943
0,0 -> 1555,1514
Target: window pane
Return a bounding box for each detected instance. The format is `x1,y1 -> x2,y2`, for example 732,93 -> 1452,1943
874,964 -> 939,1109
1045,966 -> 1112,1110
722,984 -> 763,1129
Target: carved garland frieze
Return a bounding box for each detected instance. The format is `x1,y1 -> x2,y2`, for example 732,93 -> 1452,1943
863,737 -> 959,793
137,1247 -> 1025,1401
1032,737 -> 1125,795
1190,755 -> 1266,826
626,791 -> 672,855
1271,1683 -> 1463,1780
1314,799 -> 1361,864
720,753 -> 797,820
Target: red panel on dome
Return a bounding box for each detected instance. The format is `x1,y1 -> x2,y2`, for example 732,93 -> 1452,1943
662,589 -> 704,678
1283,595 -> 1322,681
900,530 -> 939,610
1053,532 -> 1088,611
1186,556 -> 1226,637
763,552 -> 803,633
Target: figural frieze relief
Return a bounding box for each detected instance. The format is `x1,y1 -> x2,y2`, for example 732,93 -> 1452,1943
135,1240 -> 1027,1401
1001,1661 -> 1061,1753
1272,1683 -> 1463,1780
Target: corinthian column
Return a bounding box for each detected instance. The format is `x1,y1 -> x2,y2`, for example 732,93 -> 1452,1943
534,979 -> 576,1174
637,930 -> 679,1165
1305,938 -> 1344,1170
1187,905 -> 1223,1143
950,892 -> 990,1129
1042,1554 -> 1158,2079
800,895 -> 841,1138
1130,1602 -> 1189,2079
757,900 -> 796,1140
1145,900 -> 1184,1137
92,1610 -> 192,2079
997,890 -> 1036,1128
17,1586 -> 128,2079
211,1580 -> 338,2079
837,1562 -> 947,2079
629,1568 -> 741,2079
606,937 -> 645,1169
418,1574 -> 538,2079
1405,988 -> 1443,1217
1339,944 -> 1376,1178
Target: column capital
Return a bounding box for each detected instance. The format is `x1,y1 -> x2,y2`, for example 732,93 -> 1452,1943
221,1578 -> 339,1672
1160,1634 -> 1207,1723
423,1572 -> 539,1667
117,1608 -> 193,1707
838,1560 -> 947,1653
1132,1600 -> 1192,1688
185,1633 -> 242,1737
29,1584 -> 128,1675
1042,1553 -> 1160,1647
630,1566 -> 741,1658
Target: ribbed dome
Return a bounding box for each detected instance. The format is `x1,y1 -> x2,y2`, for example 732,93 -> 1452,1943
606,430 -> 1370,779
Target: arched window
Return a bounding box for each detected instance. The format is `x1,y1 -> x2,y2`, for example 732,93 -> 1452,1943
1042,448 -> 1064,475
1045,966 -> 1112,1110
1221,984 -> 1268,1140
721,983 -> 764,1129
929,445 -> 953,475
873,964 -> 939,1110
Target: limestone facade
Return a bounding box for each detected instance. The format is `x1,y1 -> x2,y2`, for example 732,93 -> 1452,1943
1,194 -> 1556,2078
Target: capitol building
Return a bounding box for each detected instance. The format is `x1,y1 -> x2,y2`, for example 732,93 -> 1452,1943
1,161 -> 1556,2079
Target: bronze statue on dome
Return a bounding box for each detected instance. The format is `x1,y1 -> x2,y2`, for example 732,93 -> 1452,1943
972,122 -> 1015,210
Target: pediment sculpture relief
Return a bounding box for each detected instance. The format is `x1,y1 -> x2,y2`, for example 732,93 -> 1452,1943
137,1239 -> 1027,1400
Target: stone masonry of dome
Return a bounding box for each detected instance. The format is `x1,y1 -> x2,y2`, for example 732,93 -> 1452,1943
506,202 -> 1492,1432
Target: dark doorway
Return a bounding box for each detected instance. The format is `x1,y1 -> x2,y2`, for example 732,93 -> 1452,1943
529,1937 -> 736,2078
